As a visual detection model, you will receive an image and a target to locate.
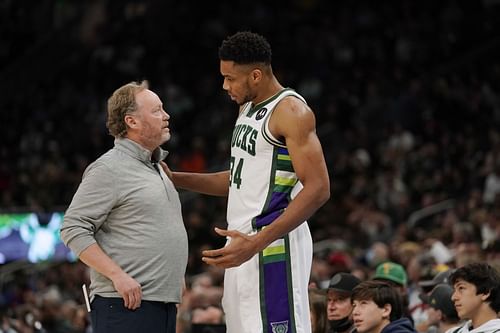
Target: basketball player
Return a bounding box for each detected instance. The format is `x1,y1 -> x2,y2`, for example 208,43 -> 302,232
162,31 -> 330,333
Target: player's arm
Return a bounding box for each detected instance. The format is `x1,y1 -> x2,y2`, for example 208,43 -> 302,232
160,162 -> 230,197
202,97 -> 330,267
159,104 -> 250,197
171,170 -> 230,196
254,97 -> 330,248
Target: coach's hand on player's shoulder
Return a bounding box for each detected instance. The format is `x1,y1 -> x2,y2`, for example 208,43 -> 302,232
111,271 -> 143,310
201,227 -> 258,268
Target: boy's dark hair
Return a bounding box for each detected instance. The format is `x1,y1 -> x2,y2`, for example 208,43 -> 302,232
219,31 -> 272,65
352,280 -> 404,322
449,262 -> 500,312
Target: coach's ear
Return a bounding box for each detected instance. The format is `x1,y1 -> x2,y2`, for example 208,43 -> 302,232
124,114 -> 139,129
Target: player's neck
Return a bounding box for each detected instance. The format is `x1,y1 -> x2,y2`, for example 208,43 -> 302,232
252,76 -> 284,105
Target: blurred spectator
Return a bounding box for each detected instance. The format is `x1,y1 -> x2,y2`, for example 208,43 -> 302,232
419,284 -> 462,333
328,252 -> 354,275
372,262 -> 413,324
327,272 -> 362,333
364,243 -> 390,269
373,262 -> 408,289
310,288 -> 329,333
483,164 -> 500,205
418,270 -> 455,295
484,240 -> 500,272
191,306 -> 224,325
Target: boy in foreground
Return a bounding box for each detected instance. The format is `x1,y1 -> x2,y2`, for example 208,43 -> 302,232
352,280 -> 416,333
449,263 -> 500,333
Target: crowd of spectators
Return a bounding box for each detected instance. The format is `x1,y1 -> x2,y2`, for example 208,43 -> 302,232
1,0 -> 500,332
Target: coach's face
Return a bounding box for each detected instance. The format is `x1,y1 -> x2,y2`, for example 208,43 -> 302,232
130,89 -> 170,151
220,60 -> 259,105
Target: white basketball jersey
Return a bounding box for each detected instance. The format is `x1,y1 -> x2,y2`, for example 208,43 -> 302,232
224,88 -> 313,333
227,88 -> 306,233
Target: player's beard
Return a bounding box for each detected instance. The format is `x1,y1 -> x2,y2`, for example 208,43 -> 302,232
239,91 -> 258,105
238,82 -> 257,105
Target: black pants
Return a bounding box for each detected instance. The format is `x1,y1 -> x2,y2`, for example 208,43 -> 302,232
91,295 -> 177,333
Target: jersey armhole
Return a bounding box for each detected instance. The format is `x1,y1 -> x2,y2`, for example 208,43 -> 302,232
261,93 -> 306,148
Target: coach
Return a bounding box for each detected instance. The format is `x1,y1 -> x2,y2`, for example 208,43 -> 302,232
61,81 -> 187,333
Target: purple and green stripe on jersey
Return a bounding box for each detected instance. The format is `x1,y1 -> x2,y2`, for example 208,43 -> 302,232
254,146 -> 298,333
253,147 -> 297,229
259,236 -> 296,333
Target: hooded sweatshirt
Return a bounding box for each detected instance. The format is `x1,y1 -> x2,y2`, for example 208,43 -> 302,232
381,318 -> 417,333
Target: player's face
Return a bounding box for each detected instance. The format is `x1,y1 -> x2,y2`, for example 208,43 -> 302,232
451,279 -> 486,320
134,89 -> 171,150
352,299 -> 389,333
327,290 -> 353,321
220,60 -> 256,105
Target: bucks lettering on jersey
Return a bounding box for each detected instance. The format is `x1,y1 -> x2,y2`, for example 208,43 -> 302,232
227,88 -> 307,234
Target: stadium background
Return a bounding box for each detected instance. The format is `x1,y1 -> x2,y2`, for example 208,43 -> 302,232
1,0 -> 500,332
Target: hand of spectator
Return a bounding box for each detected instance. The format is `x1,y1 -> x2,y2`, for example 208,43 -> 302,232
112,272 -> 142,310
424,238 -> 439,247
160,161 -> 173,180
191,306 -> 224,324
201,227 -> 257,268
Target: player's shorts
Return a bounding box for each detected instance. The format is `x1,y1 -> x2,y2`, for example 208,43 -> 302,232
222,222 -> 313,333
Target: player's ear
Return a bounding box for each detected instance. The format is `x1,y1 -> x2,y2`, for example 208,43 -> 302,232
251,68 -> 262,83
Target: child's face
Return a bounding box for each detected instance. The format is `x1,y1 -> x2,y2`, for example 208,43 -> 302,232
451,279 -> 486,320
352,299 -> 389,333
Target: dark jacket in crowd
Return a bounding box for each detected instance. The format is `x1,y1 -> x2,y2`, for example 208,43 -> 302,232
381,318 -> 417,333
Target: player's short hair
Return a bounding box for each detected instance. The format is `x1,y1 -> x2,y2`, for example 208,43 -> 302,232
449,262 -> 500,312
219,31 -> 272,65
106,81 -> 148,138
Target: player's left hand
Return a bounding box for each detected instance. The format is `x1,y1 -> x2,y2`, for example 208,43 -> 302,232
202,228 -> 258,268
159,161 -> 173,179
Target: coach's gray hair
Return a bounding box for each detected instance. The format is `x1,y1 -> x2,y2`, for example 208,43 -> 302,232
106,81 -> 149,138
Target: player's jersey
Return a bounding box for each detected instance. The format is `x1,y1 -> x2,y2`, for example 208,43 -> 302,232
227,88 -> 306,233
224,88 -> 313,333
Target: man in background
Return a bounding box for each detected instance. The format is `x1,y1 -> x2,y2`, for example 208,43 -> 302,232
420,284 -> 462,333
327,272 -> 362,333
